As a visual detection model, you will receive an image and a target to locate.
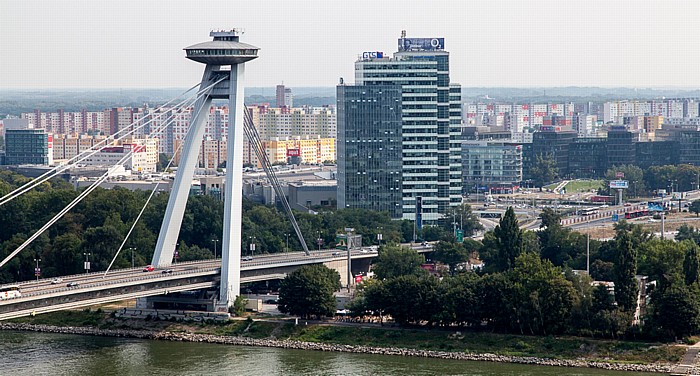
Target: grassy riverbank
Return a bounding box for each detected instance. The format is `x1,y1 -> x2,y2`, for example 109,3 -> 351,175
10,310 -> 684,365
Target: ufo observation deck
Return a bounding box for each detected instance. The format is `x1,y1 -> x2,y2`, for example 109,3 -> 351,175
184,30 -> 259,65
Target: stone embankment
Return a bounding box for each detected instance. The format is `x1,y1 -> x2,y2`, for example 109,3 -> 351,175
0,323 -> 673,374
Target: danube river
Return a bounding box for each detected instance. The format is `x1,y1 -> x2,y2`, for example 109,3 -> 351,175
1,331 -> 657,376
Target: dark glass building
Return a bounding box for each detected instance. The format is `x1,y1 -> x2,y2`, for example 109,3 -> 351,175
526,128 -> 577,178
338,35 -> 461,224
568,137 -> 607,178
636,141 -> 680,170
606,127 -> 637,167
337,85 -> 403,218
4,129 -> 51,165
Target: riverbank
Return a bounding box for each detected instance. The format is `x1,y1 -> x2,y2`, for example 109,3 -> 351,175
0,316 -> 679,374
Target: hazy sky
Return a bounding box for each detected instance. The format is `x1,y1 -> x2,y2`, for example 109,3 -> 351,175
2,0 -> 700,89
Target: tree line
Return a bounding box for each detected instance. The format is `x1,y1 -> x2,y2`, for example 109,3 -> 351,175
287,207 -> 700,341
0,170 -> 481,283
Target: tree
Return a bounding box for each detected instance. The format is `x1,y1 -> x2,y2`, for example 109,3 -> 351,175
372,245 -> 426,280
506,252 -> 576,335
432,241 -> 469,275
690,200 -> 700,217
157,153 -> 173,171
488,207 -> 522,272
684,242 -> 700,286
539,208 -> 562,229
604,165 -> 645,198
278,264 -> 341,318
439,204 -> 483,237
530,154 -> 559,188
648,283 -> 700,340
612,230 -> 638,312
676,224 -> 700,244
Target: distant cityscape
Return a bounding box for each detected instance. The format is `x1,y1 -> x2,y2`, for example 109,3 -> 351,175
2,32 -> 700,225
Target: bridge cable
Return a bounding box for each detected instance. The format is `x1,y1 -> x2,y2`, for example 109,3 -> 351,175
0,77 -> 226,208
0,152 -> 133,269
102,92 -> 209,276
0,83 -> 218,270
242,107 -> 311,255
0,83 -> 199,206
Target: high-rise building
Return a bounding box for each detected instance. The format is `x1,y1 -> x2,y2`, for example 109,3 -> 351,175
276,84 -> 293,108
4,129 -> 53,165
338,33 -> 462,225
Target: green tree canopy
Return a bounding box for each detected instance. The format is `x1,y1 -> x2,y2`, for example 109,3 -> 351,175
690,200 -> 700,217
432,241 -> 469,275
530,154 -> 559,188
372,245 -> 426,280
278,264 -> 341,318
612,230 -> 638,313
481,207 -> 522,272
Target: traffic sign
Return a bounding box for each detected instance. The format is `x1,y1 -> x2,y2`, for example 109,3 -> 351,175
34,267 -> 41,276
612,214 -> 619,222
456,229 -> 464,242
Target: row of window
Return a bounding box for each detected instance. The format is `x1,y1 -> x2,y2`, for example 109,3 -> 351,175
187,49 -> 257,56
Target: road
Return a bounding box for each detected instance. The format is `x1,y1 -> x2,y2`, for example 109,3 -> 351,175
1,243 -> 434,301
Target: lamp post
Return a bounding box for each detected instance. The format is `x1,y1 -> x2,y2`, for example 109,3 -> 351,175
127,247 -> 135,268
211,238 -> 219,259
249,236 -> 256,258
33,258 -> 41,282
317,231 -> 322,252
83,252 -> 91,274
285,233 -> 290,254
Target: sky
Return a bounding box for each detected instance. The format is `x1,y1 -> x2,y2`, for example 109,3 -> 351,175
1,0 -> 700,90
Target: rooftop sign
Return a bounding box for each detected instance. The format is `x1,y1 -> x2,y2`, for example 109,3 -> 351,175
398,38 -> 445,52
362,51 -> 384,59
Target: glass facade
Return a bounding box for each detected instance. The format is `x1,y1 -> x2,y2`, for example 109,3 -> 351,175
462,141 -> 522,193
339,39 -> 462,224
337,85 -> 403,218
4,129 -> 50,165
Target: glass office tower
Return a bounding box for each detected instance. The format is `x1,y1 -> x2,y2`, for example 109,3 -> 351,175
338,35 -> 462,225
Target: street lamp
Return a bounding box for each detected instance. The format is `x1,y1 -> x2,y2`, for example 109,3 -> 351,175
33,258 -> 41,282
83,252 -> 91,274
285,233 -> 290,253
211,239 -> 219,259
317,231 -> 322,252
127,247 -> 135,268
249,236 -> 256,258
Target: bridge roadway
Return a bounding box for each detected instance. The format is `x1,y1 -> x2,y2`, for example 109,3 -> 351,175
0,244 -> 433,320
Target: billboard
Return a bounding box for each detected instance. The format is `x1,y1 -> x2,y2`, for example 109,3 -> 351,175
286,148 -> 300,157
609,180 -> 629,189
648,202 -> 664,212
398,38 -> 445,51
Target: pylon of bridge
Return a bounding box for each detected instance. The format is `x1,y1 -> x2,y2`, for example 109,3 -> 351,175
151,30 -> 258,311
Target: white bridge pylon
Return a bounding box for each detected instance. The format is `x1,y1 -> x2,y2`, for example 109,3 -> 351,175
151,30 -> 259,310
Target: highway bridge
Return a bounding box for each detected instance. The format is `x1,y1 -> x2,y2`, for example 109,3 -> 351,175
0,245 -> 433,321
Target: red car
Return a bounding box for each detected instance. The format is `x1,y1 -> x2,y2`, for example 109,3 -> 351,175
143,265 -> 155,272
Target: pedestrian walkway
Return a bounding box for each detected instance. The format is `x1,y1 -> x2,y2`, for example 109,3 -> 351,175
553,180 -> 570,194
670,342 -> 700,375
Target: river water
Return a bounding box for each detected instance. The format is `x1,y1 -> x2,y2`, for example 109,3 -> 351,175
1,331 -> 657,376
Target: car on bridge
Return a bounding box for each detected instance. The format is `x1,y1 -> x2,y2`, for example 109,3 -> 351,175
143,265 -> 155,272
66,281 -> 79,288
50,278 -> 63,284
161,269 -> 173,274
